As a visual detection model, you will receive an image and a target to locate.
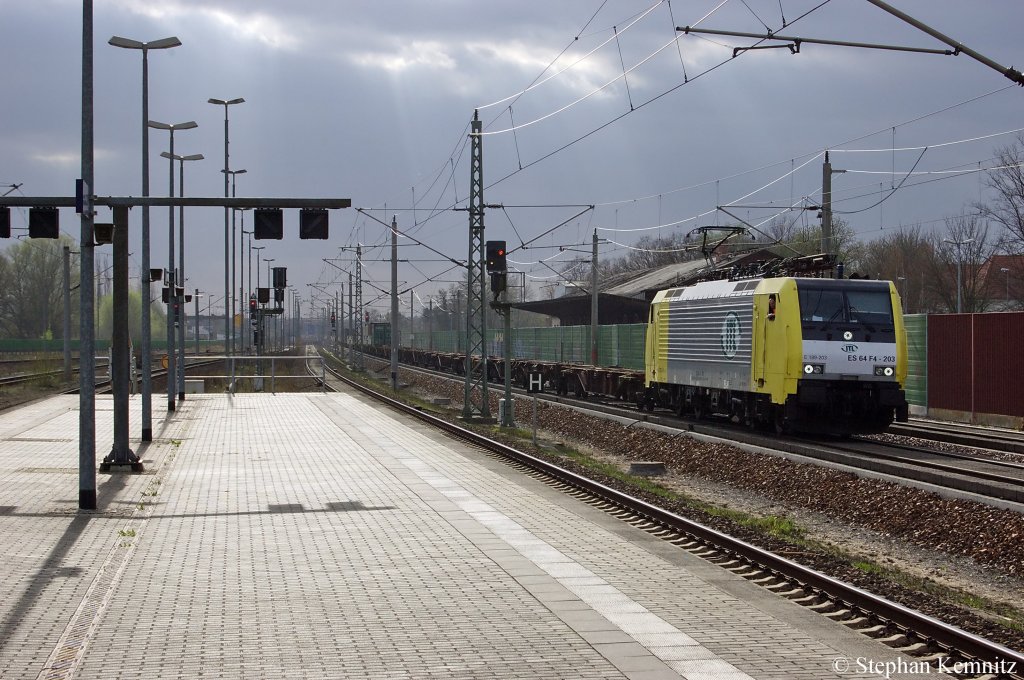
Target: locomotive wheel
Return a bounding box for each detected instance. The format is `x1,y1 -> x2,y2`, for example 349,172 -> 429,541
773,409 -> 788,435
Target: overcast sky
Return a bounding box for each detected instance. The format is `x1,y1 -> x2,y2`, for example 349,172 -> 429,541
2,0 -> 1023,318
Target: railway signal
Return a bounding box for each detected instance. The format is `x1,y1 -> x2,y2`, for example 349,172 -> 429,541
485,240 -> 506,271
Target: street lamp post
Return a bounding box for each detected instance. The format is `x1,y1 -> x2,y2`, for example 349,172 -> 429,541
108,34 -> 181,441
251,245 -> 265,354
193,288 -> 203,356
261,258 -> 274,357
263,258 -> 275,297
209,97 -> 245,360
222,168 -> 247,354
161,150 -> 203,401
943,237 -> 974,314
148,119 -> 197,412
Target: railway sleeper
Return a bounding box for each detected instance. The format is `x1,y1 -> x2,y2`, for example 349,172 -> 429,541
894,641 -> 934,655
877,633 -> 913,647
841,616 -> 872,628
731,565 -> 762,577
807,601 -> 839,614
849,623 -> 888,634
822,608 -> 853,620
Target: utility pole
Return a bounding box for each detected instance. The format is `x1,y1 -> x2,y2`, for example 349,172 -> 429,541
101,206 -> 139,471
194,288 -> 201,356
63,245 -> 71,381
944,237 -> 974,313
591,229 -> 599,366
348,271 -> 354,365
463,110 -> 490,420
80,0 -> 97,510
390,216 -> 399,391
820,151 -> 846,262
356,245 -> 363,370
501,287 -> 513,428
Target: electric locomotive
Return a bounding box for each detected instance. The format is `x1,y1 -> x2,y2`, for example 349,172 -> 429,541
640,276 -> 909,435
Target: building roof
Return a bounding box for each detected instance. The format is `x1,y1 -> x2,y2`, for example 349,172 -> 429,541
508,248 -> 785,325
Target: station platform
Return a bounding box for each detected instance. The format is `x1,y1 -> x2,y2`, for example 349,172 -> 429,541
0,390 -> 945,679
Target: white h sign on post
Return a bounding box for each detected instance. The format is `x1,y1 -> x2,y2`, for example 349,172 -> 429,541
528,372 -> 543,394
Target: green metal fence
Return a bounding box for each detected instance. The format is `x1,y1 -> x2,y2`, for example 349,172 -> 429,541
0,338 -> 221,355
403,323 -> 647,370
903,314 -> 927,408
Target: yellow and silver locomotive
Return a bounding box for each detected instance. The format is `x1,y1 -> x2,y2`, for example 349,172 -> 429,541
641,276 -> 909,434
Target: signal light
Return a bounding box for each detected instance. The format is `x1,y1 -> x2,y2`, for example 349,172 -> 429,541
330,313 -> 336,328
272,266 -> 287,289
253,208 -> 283,240
485,240 -> 507,271
257,287 -> 270,304
299,208 -> 329,239
29,207 -> 59,239
364,312 -> 370,323
249,297 -> 258,315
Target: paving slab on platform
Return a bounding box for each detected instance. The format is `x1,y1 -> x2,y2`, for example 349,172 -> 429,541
0,392 -> 949,679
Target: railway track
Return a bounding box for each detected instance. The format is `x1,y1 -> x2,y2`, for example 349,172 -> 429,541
890,420 -> 1024,456
337,347 -> 1024,507
0,358 -> 109,388
312,348 -> 1024,678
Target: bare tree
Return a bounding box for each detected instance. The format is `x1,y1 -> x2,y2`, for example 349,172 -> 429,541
853,226 -> 935,313
977,133 -> 1024,255
927,214 -> 999,313
0,237 -> 76,339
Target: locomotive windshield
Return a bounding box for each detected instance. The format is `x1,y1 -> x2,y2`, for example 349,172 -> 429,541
795,280 -> 894,331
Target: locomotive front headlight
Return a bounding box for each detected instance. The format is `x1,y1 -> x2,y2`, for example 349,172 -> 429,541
884,366 -> 894,377
873,365 -> 895,377
804,364 -> 814,374
803,363 -> 824,375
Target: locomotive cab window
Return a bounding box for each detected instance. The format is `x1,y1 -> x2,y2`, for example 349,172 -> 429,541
798,289 -> 844,324
796,281 -> 894,329
846,290 -> 894,329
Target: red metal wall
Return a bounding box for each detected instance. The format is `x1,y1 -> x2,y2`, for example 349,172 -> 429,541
927,312 -> 1024,418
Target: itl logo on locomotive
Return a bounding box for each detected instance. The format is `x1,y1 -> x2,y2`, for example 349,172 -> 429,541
841,344 -> 858,352
721,312 -> 741,358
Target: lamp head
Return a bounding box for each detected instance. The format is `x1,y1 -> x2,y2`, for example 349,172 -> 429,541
208,97 -> 245,106
148,120 -> 198,131
108,36 -> 143,49
109,36 -> 181,50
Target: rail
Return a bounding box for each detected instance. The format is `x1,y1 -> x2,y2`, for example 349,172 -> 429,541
317,349 -> 1024,673
182,354 -> 326,394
